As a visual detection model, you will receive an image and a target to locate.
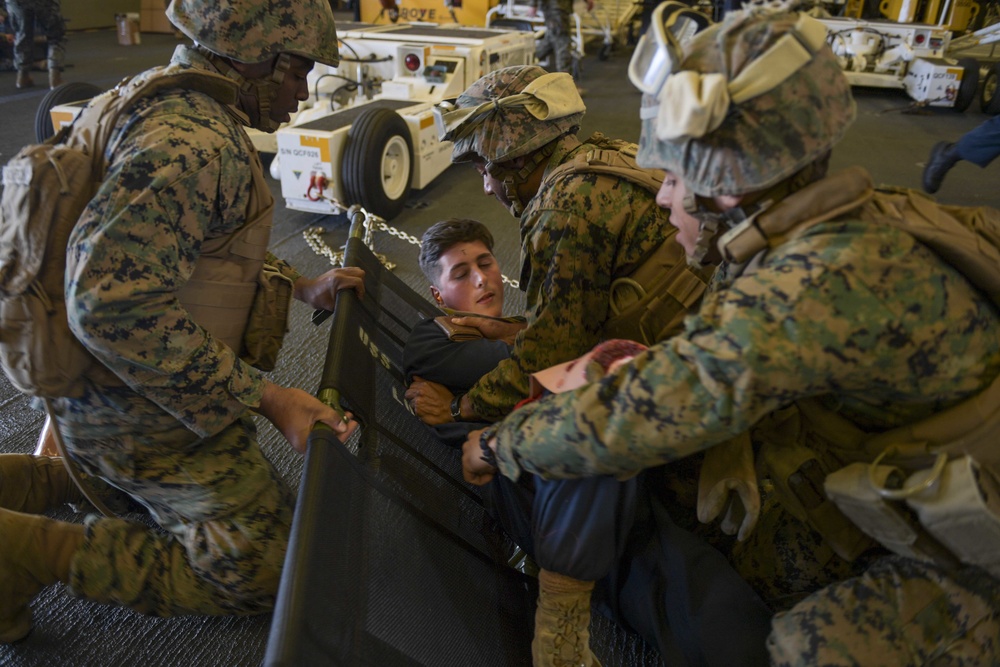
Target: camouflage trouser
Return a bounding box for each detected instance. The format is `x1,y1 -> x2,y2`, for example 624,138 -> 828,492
723,493 -> 1000,664
62,417 -> 295,616
768,556 -> 1000,666
6,0 -> 65,73
535,0 -> 574,75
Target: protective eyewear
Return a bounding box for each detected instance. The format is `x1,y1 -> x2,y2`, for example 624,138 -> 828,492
628,1 -> 711,97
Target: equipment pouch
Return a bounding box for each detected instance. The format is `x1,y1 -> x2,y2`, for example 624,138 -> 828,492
758,436 -> 874,562
906,457 -> 1000,577
0,284 -> 93,398
242,264 -> 293,372
604,240 -> 709,345
824,462 -> 957,567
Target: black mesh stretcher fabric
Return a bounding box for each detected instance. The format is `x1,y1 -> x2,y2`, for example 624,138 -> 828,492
264,235 -> 536,667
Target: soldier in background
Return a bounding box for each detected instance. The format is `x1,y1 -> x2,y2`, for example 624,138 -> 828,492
5,0 -> 65,88
407,64 -> 707,427
0,0 -> 363,642
528,0 -> 591,93
922,114 -> 1000,194
466,7 -> 1000,663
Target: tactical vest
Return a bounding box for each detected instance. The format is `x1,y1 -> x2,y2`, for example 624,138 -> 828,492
543,133 -> 712,345
175,139 -> 276,362
719,166 -> 1000,576
85,67 -> 278,383
138,67 -> 281,369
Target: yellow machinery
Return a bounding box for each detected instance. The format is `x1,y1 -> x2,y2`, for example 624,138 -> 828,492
877,0 -> 980,31
359,0 -> 497,26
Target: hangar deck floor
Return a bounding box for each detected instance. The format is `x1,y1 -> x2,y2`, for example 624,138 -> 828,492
0,17 -> 998,667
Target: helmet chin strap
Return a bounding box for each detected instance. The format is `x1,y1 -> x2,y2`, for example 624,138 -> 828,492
487,140 -> 560,218
240,53 -> 292,133
682,191 -> 727,268
198,48 -> 292,133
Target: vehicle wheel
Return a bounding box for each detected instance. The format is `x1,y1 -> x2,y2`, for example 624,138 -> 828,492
953,58 -> 979,113
980,61 -> 1000,115
341,107 -> 413,220
35,82 -> 103,142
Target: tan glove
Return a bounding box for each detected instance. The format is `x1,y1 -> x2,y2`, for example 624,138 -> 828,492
697,433 -> 760,541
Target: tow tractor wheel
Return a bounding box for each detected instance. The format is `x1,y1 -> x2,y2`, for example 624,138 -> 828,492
953,58 -> 980,113
35,82 -> 103,142
341,107 -> 413,221
981,61 -> 1000,115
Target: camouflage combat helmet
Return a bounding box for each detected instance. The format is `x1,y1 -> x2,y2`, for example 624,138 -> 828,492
443,65 -> 585,165
167,0 -> 340,67
636,9 -> 855,197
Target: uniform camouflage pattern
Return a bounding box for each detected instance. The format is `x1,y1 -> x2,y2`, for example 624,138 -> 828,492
451,65 -> 584,164
67,418 -> 294,615
51,45 -> 300,614
769,556 -> 1000,666
487,168 -> 1000,660
465,133 -> 675,421
534,0 -> 574,76
636,10 -> 856,197
6,0 -> 65,74
167,0 -> 340,67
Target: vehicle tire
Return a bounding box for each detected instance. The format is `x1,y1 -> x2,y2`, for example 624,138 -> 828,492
980,61 -> 1000,115
341,107 -> 413,220
953,58 -> 979,113
35,82 -> 103,142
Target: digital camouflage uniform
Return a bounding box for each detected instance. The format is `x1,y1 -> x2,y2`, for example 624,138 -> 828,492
5,0 -> 65,76
53,46 -> 293,615
533,0 -> 574,76
485,10 -> 1000,664
464,133 -> 675,421
39,0 -> 340,617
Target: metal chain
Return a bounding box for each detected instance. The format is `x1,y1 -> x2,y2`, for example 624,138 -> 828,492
303,226 -> 346,267
301,197 -> 520,289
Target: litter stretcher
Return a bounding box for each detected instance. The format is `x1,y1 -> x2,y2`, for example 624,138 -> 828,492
264,213 -> 666,666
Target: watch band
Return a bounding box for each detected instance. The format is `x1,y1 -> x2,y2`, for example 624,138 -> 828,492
450,394 -> 464,421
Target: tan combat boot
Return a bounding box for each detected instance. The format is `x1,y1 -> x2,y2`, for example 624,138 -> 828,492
0,454 -> 85,514
15,70 -> 33,89
531,569 -> 601,667
48,68 -> 62,89
0,508 -> 84,643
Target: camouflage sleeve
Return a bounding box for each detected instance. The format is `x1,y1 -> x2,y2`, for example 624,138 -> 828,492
266,251 -> 302,283
67,95 -> 266,438
490,222 -> 1000,480
465,207 -> 616,421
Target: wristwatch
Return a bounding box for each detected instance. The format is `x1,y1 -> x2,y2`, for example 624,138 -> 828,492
450,394 -> 464,421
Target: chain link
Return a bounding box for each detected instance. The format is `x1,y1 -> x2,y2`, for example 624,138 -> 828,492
301,196 -> 519,289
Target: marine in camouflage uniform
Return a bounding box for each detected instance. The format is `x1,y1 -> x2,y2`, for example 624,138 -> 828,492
532,0 -> 574,77
0,0 -> 362,642
409,65 -> 684,426
5,0 -> 65,88
468,9 -> 1000,664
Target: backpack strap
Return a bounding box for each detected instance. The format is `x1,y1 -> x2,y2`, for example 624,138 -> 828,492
544,138 -> 711,344
544,141 -> 667,196
718,166 -> 875,264
719,165 -> 1000,313
65,65 -> 240,177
